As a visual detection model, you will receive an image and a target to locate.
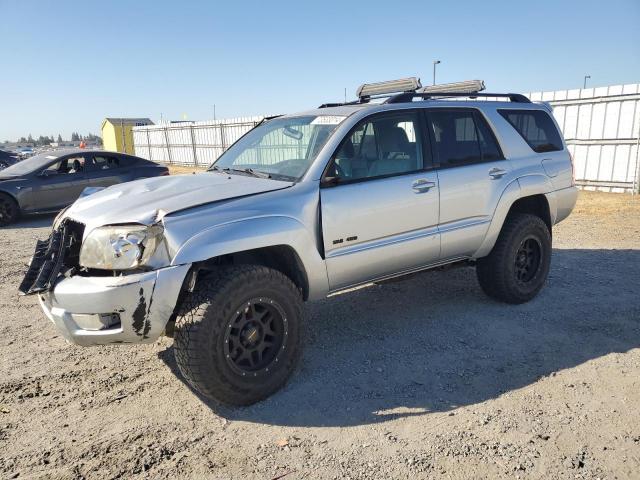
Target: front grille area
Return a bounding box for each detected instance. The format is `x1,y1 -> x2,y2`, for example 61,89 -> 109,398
18,219 -> 85,295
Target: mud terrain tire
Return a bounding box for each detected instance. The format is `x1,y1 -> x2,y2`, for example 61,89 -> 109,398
174,265 -> 303,406
476,213 -> 551,304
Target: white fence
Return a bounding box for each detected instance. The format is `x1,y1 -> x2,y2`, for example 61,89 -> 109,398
133,83 -> 640,192
528,84 -> 640,193
132,116 -> 268,167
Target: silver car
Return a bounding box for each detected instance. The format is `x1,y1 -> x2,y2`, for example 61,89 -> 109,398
20,79 -> 578,405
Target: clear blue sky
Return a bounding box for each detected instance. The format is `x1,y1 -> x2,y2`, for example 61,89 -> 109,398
1,0 -> 638,141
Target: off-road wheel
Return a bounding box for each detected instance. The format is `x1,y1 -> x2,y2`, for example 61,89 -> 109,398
0,193 -> 19,227
476,213 -> 551,304
173,265 -> 303,406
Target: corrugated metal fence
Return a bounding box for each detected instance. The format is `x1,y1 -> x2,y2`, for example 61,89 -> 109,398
132,116 -> 268,167
528,84 -> 640,193
133,83 -> 640,193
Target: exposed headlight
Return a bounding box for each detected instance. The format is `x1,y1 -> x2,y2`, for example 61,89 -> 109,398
79,225 -> 167,270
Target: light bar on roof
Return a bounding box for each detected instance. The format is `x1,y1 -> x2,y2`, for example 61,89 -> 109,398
418,80 -> 486,94
357,77 -> 421,99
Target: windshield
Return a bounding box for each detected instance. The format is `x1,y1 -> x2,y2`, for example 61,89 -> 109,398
0,152 -> 59,176
210,115 -> 344,180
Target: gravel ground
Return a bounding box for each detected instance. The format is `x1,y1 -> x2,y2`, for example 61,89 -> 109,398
1,191 -> 639,480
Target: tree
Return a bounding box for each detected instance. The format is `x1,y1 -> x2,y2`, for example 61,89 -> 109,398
57,134 -> 63,143
18,137 -> 27,143
71,132 -> 80,142
27,134 -> 34,144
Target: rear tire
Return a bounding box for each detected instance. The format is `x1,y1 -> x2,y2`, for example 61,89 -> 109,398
173,265 -> 303,406
476,213 -> 551,304
0,193 -> 19,226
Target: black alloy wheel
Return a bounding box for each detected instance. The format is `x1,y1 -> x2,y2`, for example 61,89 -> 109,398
223,298 -> 288,376
514,236 -> 542,284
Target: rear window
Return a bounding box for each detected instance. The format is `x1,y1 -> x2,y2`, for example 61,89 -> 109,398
499,109 -> 563,153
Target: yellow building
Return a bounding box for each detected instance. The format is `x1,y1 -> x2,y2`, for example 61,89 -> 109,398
101,118 -> 153,154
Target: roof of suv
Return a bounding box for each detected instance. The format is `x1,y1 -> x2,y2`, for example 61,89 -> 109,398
288,98 -> 550,120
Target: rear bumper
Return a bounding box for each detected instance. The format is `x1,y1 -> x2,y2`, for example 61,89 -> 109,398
39,264 -> 191,346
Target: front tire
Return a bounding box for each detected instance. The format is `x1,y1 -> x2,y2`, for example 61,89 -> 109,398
0,193 -> 19,226
476,213 -> 551,304
173,265 -> 303,406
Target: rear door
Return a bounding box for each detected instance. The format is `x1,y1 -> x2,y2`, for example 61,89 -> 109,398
320,110 -> 440,291
425,108 -> 511,259
87,153 -> 127,187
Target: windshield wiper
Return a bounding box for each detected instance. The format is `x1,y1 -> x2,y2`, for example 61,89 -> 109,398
222,167 -> 272,179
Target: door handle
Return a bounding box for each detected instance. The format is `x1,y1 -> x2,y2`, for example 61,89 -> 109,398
488,167 -> 507,179
412,179 -> 436,192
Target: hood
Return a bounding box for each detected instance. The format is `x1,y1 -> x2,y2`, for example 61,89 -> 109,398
64,172 -> 293,229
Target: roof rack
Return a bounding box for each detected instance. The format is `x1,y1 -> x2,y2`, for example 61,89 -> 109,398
318,77 -> 422,108
317,77 -> 530,108
385,91 -> 531,104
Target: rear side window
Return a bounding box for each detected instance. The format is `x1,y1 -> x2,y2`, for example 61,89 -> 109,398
427,109 -> 503,167
92,155 -> 120,170
499,109 -> 563,153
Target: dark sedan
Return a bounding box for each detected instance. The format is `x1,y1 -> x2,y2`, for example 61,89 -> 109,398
0,149 -> 169,226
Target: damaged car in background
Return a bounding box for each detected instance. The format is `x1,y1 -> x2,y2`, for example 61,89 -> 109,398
19,78 -> 578,406
0,149 -> 169,226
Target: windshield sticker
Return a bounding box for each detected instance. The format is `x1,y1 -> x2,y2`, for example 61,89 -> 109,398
311,116 -> 346,125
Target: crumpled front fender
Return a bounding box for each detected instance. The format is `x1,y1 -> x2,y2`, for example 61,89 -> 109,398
171,216 -> 329,300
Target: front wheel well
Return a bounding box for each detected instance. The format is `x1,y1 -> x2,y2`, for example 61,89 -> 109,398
193,245 -> 310,301
506,194 -> 551,233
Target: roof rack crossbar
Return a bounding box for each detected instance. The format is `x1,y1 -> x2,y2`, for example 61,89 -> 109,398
318,99 -> 364,108
386,92 -> 531,104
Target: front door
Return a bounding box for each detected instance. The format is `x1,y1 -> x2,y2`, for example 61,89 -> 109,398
30,155 -> 89,211
320,110 -> 440,291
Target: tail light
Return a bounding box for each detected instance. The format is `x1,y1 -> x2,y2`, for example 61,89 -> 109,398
161,170 -> 170,176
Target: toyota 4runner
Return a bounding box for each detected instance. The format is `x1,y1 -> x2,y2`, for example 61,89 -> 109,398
19,78 -> 578,405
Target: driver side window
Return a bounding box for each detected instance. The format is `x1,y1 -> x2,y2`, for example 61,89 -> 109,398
45,156 -> 86,175
329,112 -> 425,182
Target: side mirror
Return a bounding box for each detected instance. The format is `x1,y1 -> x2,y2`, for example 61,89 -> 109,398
320,176 -> 340,188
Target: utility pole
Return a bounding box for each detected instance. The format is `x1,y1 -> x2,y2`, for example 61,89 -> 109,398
583,75 -> 591,89
213,104 -> 217,121
344,88 -> 347,103
433,60 -> 441,85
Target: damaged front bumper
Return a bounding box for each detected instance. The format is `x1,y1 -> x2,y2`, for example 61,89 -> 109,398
38,264 -> 191,346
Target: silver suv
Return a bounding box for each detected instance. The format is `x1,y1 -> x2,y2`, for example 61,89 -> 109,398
20,78 -> 578,405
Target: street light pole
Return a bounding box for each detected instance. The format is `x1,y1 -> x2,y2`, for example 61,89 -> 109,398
433,60 -> 441,85
583,75 -> 591,89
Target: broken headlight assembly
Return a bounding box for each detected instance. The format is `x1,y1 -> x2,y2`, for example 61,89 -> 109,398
79,225 -> 169,270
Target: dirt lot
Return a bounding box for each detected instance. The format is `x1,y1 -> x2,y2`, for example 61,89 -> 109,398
1,191 -> 639,480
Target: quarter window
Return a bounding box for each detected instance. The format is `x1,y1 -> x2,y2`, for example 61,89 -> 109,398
427,110 -> 503,167
499,109 -> 563,153
329,112 -> 424,181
